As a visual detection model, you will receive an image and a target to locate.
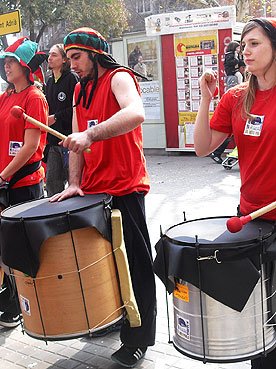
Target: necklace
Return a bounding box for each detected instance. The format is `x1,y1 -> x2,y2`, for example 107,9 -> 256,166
14,84 -> 31,94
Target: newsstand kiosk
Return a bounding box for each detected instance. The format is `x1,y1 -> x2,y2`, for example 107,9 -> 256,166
145,5 -> 236,151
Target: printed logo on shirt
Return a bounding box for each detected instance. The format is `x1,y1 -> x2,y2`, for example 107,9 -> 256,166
58,91 -> 66,101
9,141 -> 23,156
243,114 -> 264,137
87,120 -> 98,129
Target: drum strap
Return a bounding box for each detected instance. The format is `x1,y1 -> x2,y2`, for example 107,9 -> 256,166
9,161 -> 41,188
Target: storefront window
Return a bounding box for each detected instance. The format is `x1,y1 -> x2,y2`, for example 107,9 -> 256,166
127,38 -> 161,120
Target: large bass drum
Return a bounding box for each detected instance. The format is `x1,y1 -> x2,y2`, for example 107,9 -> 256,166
0,194 -> 124,340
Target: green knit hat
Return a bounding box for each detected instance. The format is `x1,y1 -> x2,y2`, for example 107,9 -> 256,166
64,27 -> 109,55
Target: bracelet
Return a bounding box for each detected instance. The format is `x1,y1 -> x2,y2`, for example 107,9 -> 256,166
0,175 -> 6,182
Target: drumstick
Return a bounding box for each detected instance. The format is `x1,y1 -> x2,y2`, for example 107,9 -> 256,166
204,71 -> 218,96
227,200 -> 276,233
10,106 -> 91,154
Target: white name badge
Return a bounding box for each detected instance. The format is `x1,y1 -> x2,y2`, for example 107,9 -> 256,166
9,141 -> 23,156
243,114 -> 264,137
87,119 -> 98,129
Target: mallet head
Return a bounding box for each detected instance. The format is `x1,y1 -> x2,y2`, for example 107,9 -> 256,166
10,105 -> 25,119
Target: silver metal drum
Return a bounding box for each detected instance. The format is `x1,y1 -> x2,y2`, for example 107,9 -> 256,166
154,216 -> 276,363
173,275 -> 276,362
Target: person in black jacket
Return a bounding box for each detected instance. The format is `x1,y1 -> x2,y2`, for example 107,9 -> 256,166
210,41 -> 245,164
45,44 -> 79,196
224,41 -> 244,91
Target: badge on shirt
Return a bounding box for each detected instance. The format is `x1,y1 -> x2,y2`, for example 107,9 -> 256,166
9,141 -> 23,156
243,114 -> 264,137
58,91 -> 66,101
87,119 -> 98,129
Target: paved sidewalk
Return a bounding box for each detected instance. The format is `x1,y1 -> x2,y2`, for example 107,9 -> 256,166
0,153 -> 253,369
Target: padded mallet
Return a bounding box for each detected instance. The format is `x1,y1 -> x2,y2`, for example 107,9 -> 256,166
227,200 -> 276,233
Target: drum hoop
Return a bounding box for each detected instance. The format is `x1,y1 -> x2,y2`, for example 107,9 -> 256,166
163,216 -> 275,248
1,193 -> 112,221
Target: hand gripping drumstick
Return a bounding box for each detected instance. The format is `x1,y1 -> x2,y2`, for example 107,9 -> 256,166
227,200 -> 276,233
10,106 -> 91,154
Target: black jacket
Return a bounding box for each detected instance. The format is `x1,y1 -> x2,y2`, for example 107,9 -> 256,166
224,51 -> 240,76
45,69 -> 79,145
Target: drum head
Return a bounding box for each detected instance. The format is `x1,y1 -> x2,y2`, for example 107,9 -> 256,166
0,193 -> 112,278
166,216 -> 275,246
1,193 -> 112,220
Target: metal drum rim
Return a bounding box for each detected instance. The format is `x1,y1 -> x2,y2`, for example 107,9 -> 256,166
1,193 -> 112,221
162,215 -> 275,247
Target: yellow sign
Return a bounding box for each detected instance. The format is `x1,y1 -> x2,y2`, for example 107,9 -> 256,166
0,10 -> 21,36
179,111 -> 213,125
174,283 -> 189,302
175,32 -> 217,57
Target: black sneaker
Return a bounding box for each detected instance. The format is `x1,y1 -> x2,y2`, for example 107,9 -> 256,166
210,153 -> 223,164
0,312 -> 21,328
111,344 -> 147,368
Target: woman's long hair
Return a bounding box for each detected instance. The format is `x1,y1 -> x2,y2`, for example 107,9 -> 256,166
240,20 -> 276,119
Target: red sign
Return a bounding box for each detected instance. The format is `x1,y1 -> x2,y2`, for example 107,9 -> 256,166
218,28 -> 232,97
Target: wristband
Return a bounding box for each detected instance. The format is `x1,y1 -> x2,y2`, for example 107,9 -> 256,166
0,175 -> 6,182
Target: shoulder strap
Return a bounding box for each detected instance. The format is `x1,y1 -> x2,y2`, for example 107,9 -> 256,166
9,161 -> 41,188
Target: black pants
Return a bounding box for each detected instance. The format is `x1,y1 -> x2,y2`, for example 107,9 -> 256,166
237,206 -> 276,368
112,192 -> 156,347
0,181 -> 44,316
251,349 -> 276,369
9,180 -> 44,206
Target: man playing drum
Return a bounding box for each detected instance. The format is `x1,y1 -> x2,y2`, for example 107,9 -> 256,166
50,28 -> 156,368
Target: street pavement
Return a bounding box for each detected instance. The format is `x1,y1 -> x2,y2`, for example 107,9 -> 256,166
0,152 -> 252,369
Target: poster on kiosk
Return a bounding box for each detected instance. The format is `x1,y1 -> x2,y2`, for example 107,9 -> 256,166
145,6 -> 236,151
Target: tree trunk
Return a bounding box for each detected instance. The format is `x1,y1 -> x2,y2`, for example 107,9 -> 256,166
0,35 -> 8,50
36,23 -> 47,44
236,0 -> 249,22
29,9 -> 36,41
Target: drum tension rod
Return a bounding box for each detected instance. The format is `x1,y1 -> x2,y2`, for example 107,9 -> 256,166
197,249 -> 221,264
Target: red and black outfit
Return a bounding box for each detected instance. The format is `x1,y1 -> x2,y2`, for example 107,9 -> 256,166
0,85 -> 48,200
74,68 -> 156,347
0,85 -> 48,317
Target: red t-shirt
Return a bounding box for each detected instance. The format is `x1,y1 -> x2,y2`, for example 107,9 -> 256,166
210,85 -> 276,220
74,68 -> 150,196
0,86 -> 48,188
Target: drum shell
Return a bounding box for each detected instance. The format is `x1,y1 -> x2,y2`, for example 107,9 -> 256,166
173,272 -> 276,362
1,194 -> 123,340
14,226 -> 123,340
154,216 -> 276,363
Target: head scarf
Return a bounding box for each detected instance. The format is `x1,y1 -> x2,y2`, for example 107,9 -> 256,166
64,27 -> 147,109
64,27 -> 109,55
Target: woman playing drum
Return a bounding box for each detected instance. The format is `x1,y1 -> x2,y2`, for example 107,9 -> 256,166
194,17 -> 276,369
0,37 -> 48,328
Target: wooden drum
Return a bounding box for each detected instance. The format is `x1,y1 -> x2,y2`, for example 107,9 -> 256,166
1,194 -> 124,340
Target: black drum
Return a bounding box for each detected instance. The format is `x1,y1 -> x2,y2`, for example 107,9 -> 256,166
154,216 -> 276,363
0,194 -> 124,340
